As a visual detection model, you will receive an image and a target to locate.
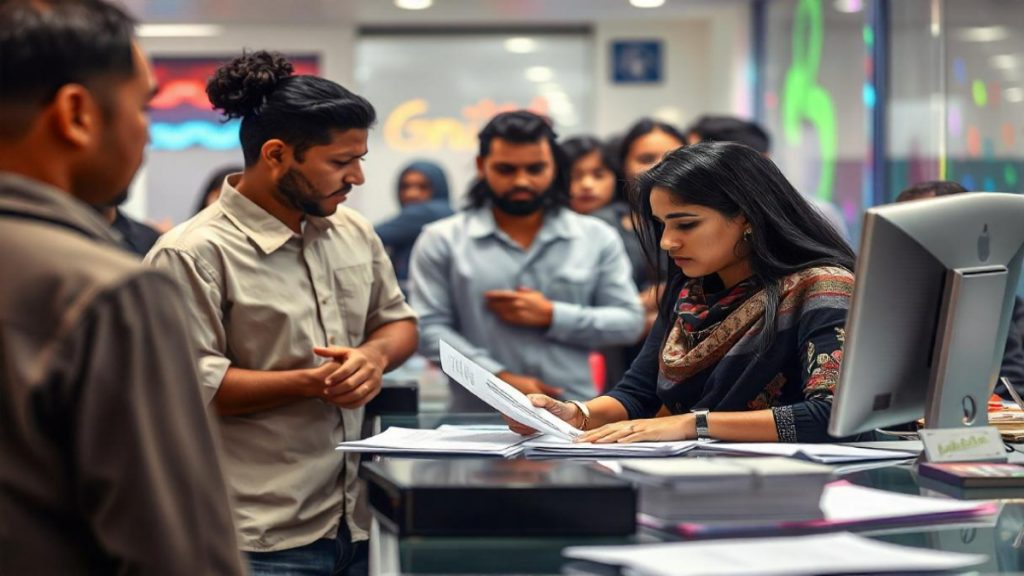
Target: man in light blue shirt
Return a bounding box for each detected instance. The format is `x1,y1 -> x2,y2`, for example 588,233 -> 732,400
408,111 -> 644,409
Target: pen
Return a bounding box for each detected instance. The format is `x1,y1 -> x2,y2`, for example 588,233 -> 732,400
1002,376 -> 1024,411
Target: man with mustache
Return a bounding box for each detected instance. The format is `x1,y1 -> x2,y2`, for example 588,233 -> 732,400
146,51 -> 417,575
408,111 -> 644,411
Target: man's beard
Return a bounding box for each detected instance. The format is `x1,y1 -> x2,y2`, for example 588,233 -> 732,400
487,183 -> 551,216
277,168 -> 350,217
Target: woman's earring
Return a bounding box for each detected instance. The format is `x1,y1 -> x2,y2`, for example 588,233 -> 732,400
743,228 -> 753,242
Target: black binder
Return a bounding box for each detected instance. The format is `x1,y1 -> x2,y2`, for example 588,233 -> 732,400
361,458 -> 636,537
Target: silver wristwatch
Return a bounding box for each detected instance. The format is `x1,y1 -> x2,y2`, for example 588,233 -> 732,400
692,409 -> 711,440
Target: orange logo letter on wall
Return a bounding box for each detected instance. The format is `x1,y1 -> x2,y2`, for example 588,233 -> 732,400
384,97 -> 550,153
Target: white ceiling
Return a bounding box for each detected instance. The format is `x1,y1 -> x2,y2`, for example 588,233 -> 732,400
124,0 -> 746,26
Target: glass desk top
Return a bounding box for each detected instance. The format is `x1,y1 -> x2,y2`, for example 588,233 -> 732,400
365,413 -> 1024,575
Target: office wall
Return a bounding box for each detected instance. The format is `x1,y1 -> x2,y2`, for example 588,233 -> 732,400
593,3 -> 752,136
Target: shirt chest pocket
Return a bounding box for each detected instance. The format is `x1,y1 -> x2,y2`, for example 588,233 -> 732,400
332,262 -> 374,342
545,272 -> 594,304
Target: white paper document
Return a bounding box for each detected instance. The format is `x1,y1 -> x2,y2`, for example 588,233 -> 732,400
335,426 -> 529,457
562,531 -> 987,576
699,442 -> 919,463
821,482 -> 995,523
639,480 -> 1000,538
439,340 -> 582,440
521,437 -> 700,458
435,425 -> 701,458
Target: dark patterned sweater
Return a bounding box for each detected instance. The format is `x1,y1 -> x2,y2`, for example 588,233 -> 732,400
604,266 -> 855,443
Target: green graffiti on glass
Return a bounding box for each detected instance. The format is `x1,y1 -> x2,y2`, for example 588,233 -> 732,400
782,0 -> 837,201
1005,163 -> 1018,187
972,80 -> 988,108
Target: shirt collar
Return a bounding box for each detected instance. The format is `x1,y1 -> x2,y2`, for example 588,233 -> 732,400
466,206 -> 580,242
218,174 -> 331,254
0,172 -> 121,244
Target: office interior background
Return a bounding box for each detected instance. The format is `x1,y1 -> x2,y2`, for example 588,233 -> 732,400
122,0 -> 1024,293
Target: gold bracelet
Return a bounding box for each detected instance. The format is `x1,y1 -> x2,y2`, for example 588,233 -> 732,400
567,400 -> 591,430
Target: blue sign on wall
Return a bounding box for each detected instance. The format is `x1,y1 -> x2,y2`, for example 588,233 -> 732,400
612,40 -> 663,84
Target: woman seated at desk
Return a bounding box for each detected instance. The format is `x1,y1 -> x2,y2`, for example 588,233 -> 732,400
508,142 -> 855,443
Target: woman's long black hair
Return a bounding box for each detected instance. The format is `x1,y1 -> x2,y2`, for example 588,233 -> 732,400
631,141 -> 855,352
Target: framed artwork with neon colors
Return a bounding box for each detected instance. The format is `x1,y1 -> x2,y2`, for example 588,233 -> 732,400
149,55 -> 319,151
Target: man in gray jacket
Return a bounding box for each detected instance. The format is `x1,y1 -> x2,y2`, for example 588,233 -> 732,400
0,1 -> 244,574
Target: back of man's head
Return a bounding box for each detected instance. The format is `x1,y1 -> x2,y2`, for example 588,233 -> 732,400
895,180 -> 967,203
687,115 -> 771,154
0,0 -> 146,206
477,110 -> 560,158
0,0 -> 136,139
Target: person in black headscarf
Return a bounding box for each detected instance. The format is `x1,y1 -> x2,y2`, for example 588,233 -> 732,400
375,160 -> 454,288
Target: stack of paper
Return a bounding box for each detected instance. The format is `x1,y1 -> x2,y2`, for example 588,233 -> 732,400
617,457 -> 832,523
520,437 -> 700,458
563,531 -> 987,576
335,426 -> 529,457
698,442 -> 919,463
642,480 -> 1001,538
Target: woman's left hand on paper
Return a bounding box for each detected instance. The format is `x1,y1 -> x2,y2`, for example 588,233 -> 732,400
576,414 -> 694,444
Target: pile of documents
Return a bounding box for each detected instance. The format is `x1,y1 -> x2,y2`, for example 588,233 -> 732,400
614,457 -> 832,524
519,437 -> 699,458
987,408 -> 1024,441
337,425 -> 702,459
641,480 -> 1001,538
697,442 -> 920,463
336,426 -> 529,457
563,532 -> 987,576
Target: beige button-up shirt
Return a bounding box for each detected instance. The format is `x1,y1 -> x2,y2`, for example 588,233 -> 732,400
146,176 -> 415,552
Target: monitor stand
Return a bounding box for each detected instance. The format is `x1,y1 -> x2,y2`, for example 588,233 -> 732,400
919,268 -> 1008,463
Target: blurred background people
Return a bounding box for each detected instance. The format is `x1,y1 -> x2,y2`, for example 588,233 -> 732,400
375,160 -> 455,291
895,179 -> 967,202
95,189 -> 162,256
563,134 -> 646,386
193,164 -> 243,215
686,114 -> 851,242
408,111 -> 644,410
615,118 -> 689,362
618,118 -> 688,198
563,135 -> 646,289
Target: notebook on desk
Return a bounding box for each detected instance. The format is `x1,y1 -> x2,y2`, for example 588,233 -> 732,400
613,457 -> 832,524
918,462 -> 1024,489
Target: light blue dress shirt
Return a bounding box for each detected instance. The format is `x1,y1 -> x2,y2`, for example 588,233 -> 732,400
408,206 -> 645,403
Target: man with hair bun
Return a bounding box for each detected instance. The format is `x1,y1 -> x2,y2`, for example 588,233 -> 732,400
146,50 -> 417,575
0,0 -> 243,574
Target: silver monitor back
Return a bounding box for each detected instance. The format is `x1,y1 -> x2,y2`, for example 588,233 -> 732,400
829,192 -> 1024,437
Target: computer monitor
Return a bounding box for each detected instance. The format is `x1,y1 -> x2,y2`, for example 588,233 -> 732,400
829,192 -> 1024,437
